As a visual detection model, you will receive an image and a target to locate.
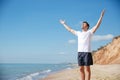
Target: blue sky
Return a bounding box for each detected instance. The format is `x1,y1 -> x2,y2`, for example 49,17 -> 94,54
0,0 -> 120,63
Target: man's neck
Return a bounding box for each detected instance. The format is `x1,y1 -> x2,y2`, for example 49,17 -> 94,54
82,29 -> 88,32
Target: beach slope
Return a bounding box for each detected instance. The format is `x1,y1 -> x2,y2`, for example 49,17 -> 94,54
42,64 -> 120,80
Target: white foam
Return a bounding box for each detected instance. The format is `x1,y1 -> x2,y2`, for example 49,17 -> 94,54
16,72 -> 39,80
41,69 -> 51,73
16,69 -> 52,80
16,75 -> 32,80
66,67 -> 72,70
30,72 -> 39,77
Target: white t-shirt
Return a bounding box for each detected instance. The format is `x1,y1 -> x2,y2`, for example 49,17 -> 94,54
75,29 -> 93,52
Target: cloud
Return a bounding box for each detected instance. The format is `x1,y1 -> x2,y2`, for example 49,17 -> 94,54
68,39 -> 76,44
58,52 -> 66,55
58,34 -> 114,57
92,34 -> 114,41
67,34 -> 114,44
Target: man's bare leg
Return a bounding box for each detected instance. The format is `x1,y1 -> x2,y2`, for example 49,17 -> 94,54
84,66 -> 91,80
79,66 -> 85,80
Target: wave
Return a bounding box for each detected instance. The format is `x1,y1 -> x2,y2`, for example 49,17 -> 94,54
16,72 -> 39,80
16,69 -> 52,80
40,69 -> 51,73
66,67 -> 72,70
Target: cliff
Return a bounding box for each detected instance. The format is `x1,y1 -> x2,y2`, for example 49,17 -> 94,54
93,35 -> 120,64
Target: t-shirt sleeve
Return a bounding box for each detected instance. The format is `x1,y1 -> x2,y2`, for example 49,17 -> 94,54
89,29 -> 94,35
74,30 -> 79,36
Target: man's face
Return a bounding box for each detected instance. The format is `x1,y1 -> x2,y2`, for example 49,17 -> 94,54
81,23 -> 88,31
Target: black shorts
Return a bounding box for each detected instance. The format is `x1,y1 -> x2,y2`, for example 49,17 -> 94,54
77,52 -> 93,66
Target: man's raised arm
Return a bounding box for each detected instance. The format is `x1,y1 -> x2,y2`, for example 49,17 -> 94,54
60,20 -> 76,35
91,9 -> 105,33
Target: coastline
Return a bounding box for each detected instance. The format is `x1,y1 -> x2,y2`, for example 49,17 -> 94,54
41,64 -> 120,80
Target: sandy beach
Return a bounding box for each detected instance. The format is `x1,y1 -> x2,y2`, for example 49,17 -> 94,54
42,64 -> 120,80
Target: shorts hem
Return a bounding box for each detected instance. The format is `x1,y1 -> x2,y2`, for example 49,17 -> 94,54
78,64 -> 93,66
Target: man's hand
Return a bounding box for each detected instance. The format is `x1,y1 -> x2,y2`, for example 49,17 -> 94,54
60,20 -> 65,25
101,9 -> 105,17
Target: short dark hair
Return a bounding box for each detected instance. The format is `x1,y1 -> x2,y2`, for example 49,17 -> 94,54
83,21 -> 90,29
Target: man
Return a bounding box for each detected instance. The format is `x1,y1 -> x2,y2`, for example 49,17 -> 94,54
60,9 -> 105,80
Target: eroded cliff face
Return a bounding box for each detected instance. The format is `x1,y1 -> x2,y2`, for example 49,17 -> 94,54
93,36 -> 120,64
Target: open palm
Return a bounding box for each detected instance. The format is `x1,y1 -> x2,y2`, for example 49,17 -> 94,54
60,20 -> 65,24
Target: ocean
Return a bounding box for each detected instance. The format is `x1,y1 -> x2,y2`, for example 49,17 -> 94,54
0,63 -> 75,80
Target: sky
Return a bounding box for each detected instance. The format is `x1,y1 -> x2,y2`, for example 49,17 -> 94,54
0,0 -> 120,63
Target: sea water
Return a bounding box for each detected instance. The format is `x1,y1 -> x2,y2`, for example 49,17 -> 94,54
0,63 -> 75,80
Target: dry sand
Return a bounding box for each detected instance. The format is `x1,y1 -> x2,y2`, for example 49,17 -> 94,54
41,64 -> 120,80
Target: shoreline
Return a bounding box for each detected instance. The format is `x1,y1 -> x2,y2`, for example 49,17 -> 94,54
40,64 -> 78,80
41,64 -> 120,80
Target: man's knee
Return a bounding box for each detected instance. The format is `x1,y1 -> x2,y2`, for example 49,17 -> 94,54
79,66 -> 84,72
85,66 -> 90,73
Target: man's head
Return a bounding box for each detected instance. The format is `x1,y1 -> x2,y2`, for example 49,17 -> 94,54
81,21 -> 90,31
